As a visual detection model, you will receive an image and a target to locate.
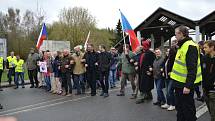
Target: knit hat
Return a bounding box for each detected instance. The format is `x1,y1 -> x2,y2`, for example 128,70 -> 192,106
142,40 -> 151,50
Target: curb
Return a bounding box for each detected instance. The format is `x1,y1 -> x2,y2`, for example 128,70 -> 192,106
1,81 -> 31,88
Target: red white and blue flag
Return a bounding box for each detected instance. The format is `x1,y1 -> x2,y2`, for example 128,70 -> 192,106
120,11 -> 140,51
36,23 -> 47,49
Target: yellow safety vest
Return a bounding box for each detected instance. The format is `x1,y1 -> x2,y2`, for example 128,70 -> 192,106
170,40 -> 202,84
7,56 -> 17,68
15,59 -> 24,72
0,57 -> 3,70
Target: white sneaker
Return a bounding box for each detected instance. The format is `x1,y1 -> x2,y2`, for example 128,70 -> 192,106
161,104 -> 169,109
167,106 -> 175,111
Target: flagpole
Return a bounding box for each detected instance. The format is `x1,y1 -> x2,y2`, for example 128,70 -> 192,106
84,31 -> 90,51
119,9 -> 127,51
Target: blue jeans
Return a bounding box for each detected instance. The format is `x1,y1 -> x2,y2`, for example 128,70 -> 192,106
155,79 -> 166,103
165,79 -> 175,106
44,75 -> 51,91
73,74 -> 85,93
15,72 -> 25,87
109,69 -> 116,87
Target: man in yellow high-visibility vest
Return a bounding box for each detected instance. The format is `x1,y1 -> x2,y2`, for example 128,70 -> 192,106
6,51 -> 16,85
170,25 -> 202,121
14,55 -> 25,89
0,56 -> 5,91
0,56 -> 4,109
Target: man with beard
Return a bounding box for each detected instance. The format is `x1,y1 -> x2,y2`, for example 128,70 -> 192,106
72,45 -> 86,95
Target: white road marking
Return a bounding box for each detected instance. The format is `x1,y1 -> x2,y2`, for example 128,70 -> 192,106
0,88 -> 120,116
0,86 -> 209,119
0,96 -> 90,116
196,103 -> 208,118
0,97 -> 67,114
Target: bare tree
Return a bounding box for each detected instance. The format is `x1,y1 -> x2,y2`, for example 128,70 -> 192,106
58,7 -> 96,47
22,10 -> 35,36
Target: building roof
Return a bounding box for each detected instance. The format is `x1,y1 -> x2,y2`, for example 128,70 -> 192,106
115,7 -> 215,49
135,7 -> 196,31
134,7 -> 198,48
197,10 -> 215,36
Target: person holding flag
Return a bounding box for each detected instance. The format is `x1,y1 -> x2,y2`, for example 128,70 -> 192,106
26,23 -> 47,88
117,44 -> 136,97
26,48 -> 40,88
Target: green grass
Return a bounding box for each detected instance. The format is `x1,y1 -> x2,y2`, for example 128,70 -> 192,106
1,69 -> 29,82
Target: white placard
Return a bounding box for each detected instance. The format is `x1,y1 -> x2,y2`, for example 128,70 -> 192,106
39,61 -> 47,73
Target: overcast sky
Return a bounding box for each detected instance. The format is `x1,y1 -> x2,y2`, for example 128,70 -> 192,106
0,0 -> 215,29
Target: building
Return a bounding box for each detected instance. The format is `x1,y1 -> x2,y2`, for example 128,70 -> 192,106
115,7 -> 215,51
0,38 -> 7,59
39,40 -> 70,52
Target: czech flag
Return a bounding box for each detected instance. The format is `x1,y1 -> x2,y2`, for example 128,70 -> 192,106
36,23 -> 47,49
120,11 -> 140,51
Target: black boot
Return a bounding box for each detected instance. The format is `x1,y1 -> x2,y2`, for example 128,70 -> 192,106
145,92 -> 153,100
30,85 -> 34,88
0,104 -> 3,109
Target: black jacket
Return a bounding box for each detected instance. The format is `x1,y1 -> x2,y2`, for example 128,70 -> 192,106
202,55 -> 215,92
83,51 -> 98,71
173,37 -> 198,89
60,55 -> 73,73
138,50 -> 156,92
53,56 -> 61,74
97,51 -> 112,72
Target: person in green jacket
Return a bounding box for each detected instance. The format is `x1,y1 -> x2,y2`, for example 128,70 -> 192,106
117,44 -> 136,96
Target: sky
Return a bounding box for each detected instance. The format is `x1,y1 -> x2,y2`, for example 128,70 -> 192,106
0,0 -> 215,29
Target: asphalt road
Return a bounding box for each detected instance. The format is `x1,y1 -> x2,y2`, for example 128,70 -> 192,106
0,85 -> 210,121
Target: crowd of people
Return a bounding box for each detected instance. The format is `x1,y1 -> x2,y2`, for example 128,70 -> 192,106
0,44 -> 120,97
0,25 -> 215,121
